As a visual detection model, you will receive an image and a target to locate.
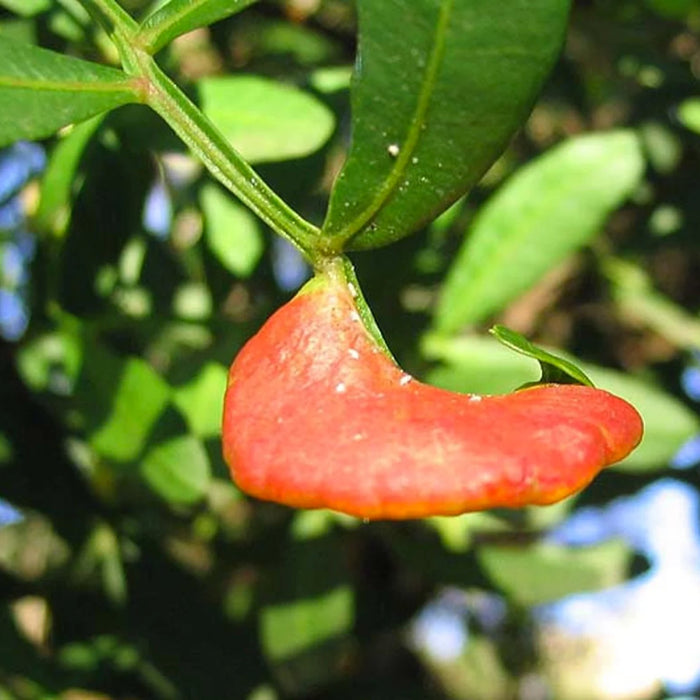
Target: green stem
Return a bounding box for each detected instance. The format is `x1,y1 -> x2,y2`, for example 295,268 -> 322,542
76,0 -> 138,36
77,0 -> 323,264
142,60 -> 322,261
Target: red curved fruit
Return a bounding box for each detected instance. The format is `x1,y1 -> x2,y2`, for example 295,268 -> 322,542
222,270 -> 643,519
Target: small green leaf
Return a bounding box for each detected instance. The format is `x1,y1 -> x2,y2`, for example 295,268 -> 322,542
422,333 -> 700,472
0,0 -> 50,17
173,362 -> 228,439
141,435 -> 211,505
89,357 -> 171,463
478,540 -> 631,606
435,130 -> 645,332
605,257 -> 700,351
489,324 -> 593,387
199,75 -> 335,163
137,0 -> 259,55
35,116 -> 103,237
16,325 -> 83,394
0,36 -> 140,147
200,183 -> 264,277
322,0 -> 571,250
261,586 -> 353,663
678,97 -> 700,134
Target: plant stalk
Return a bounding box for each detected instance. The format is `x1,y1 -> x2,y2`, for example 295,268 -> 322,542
77,0 -> 323,263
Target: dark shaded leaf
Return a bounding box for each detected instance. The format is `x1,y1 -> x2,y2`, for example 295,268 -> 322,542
0,36 -> 139,146
322,0 -> 571,250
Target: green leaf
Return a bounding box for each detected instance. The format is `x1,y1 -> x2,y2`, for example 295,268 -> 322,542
259,536 -> 354,695
678,97 -> 700,134
0,432 -> 13,465
0,0 -> 50,17
88,357 -> 171,463
199,75 -> 335,163
490,324 -> 593,387
173,362 -> 228,439
16,324 -> 83,395
137,0 -> 259,55
35,116 -> 104,237
435,130 -> 645,332
0,18 -> 36,44
0,36 -> 140,147
478,540 -> 631,606
141,435 -> 211,505
644,0 -> 698,18
321,0 -> 571,250
261,586 -> 353,663
422,334 -> 700,472
605,257 -> 700,351
200,183 -> 264,277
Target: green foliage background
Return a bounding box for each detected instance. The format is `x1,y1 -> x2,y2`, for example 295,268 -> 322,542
1,0 -> 700,698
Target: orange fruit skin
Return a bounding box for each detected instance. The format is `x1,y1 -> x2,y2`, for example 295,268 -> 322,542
222,276 -> 643,520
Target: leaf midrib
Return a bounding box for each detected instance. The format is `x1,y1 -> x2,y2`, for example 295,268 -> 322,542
0,75 -> 138,94
330,0 -> 455,245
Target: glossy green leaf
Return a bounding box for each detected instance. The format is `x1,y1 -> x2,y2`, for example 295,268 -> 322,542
141,435 -> 211,504
435,130 -> 645,332
490,324 -> 593,387
0,36 -> 139,147
35,116 -> 103,237
137,0 -> 259,55
322,0 -> 571,250
422,333 -> 700,472
173,362 -> 228,438
89,357 -> 171,463
200,183 -> 263,277
199,75 -> 334,164
678,97 -> 700,134
478,540 -> 631,606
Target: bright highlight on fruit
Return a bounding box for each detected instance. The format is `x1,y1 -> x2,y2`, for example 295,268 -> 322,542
222,267 -> 643,520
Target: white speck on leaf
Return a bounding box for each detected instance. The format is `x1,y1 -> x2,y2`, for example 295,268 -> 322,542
350,311 -> 361,323
387,143 -> 400,157
335,382 -> 347,394
469,395 -> 482,403
348,349 -> 360,359
400,374 -> 412,386
348,282 -> 358,298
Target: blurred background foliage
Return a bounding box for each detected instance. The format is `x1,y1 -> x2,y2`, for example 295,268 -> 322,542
2,0 -> 700,698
